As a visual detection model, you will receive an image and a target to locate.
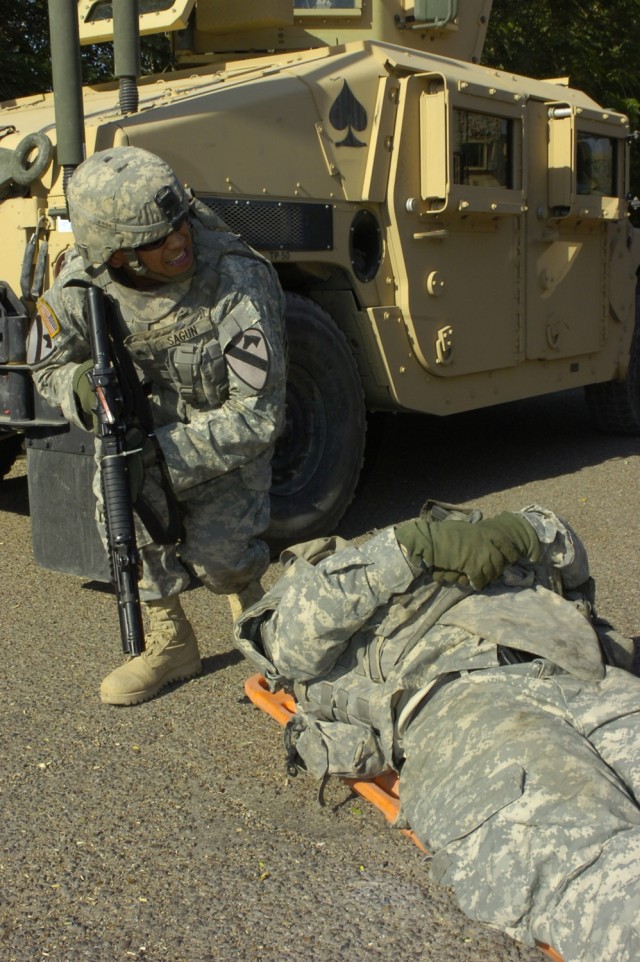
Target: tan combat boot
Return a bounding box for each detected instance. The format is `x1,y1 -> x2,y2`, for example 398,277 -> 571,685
227,580 -> 265,623
100,596 -> 202,706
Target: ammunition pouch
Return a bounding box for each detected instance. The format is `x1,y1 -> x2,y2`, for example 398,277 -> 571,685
284,710 -> 386,781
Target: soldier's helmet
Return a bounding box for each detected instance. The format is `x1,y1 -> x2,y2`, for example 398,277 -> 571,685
67,146 -> 191,267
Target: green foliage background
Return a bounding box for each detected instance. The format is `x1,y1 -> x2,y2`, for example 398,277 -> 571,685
484,0 -> 640,126
0,0 -> 171,103
483,0 -> 640,196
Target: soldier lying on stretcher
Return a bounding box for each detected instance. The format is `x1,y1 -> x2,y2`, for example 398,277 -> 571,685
234,501 -> 640,962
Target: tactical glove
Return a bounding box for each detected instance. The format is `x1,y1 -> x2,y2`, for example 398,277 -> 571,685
395,512 -> 542,590
71,359 -> 95,430
123,427 -> 157,503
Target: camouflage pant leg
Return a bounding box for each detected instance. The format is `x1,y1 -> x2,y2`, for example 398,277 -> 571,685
399,662 -> 640,962
177,469 -> 271,595
94,461 -> 270,599
546,665 -> 640,960
93,458 -> 192,600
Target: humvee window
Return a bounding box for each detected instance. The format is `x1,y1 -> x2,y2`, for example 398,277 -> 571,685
577,132 -> 616,196
453,110 -> 513,189
294,1 -> 361,9
85,0 -> 175,22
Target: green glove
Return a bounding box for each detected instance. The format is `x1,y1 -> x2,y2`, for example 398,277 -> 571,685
71,359 -> 95,430
123,427 -> 157,502
395,512 -> 541,590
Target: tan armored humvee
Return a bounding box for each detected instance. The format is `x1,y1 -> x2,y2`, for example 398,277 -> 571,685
0,0 -> 638,574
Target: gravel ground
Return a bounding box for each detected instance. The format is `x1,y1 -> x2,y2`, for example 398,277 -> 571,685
1,387 -> 638,962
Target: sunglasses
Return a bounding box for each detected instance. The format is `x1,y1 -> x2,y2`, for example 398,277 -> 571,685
136,213 -> 188,252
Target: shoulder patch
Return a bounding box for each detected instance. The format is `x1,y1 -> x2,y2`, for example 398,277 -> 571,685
27,299 -> 59,364
224,327 -> 270,390
36,298 -> 61,339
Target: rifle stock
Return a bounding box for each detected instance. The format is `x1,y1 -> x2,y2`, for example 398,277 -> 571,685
86,285 -> 145,656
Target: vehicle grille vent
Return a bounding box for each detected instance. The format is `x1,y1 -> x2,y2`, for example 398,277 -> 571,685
198,196 -> 333,252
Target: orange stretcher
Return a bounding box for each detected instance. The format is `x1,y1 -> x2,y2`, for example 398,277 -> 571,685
244,672 -> 564,962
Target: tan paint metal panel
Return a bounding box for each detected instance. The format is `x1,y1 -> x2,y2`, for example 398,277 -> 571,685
525,225 -> 608,361
388,72 -> 525,380
116,72 -> 345,201
196,0 -> 292,32
362,76 -> 399,202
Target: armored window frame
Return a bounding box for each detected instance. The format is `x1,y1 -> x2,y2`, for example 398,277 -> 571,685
419,73 -> 525,215
83,0 -> 176,23
547,101 -> 628,219
78,0 -> 195,42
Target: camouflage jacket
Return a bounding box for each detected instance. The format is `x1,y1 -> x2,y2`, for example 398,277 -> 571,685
31,206 -> 287,495
235,506 -> 625,780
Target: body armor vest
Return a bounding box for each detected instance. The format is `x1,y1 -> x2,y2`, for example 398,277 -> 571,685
92,214 -> 268,426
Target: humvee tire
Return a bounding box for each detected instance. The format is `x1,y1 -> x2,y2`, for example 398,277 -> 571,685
585,287 -> 640,436
266,292 -> 366,553
0,432 -> 23,479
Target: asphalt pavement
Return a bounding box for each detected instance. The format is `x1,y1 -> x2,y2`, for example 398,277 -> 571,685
1,387 -> 639,962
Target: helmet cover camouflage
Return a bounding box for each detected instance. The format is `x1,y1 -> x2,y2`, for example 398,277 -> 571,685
67,146 -> 191,267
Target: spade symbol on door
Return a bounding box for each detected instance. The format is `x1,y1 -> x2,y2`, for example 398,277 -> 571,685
329,80 -> 367,147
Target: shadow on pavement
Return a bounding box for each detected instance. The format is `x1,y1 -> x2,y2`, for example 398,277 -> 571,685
339,389 -> 640,538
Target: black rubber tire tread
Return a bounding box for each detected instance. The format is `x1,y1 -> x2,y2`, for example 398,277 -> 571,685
0,432 -> 23,479
266,292 -> 366,553
585,285 -> 640,436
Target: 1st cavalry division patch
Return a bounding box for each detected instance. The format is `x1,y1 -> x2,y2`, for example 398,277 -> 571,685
224,327 -> 270,390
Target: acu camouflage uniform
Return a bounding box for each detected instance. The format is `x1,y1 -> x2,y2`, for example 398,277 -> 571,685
32,194 -> 287,599
235,505 -> 640,962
